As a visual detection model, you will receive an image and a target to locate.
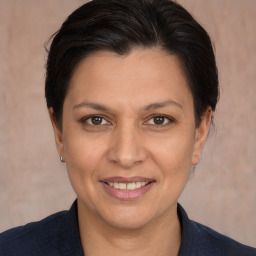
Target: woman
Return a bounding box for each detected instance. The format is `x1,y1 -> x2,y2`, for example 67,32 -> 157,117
0,0 -> 255,255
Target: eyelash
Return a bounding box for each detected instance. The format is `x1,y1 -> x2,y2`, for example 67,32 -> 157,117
146,115 -> 175,126
81,115 -> 109,125
80,114 -> 175,127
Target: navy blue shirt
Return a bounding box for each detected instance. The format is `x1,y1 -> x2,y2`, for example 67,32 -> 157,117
0,201 -> 255,255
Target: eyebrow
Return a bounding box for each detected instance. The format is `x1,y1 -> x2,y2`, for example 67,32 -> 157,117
73,99 -> 183,112
73,102 -> 110,111
143,100 -> 183,111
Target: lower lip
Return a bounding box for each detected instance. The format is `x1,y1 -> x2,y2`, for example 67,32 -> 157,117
101,182 -> 155,200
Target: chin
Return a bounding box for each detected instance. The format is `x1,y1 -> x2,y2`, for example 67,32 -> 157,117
104,213 -> 152,230
97,203 -> 162,231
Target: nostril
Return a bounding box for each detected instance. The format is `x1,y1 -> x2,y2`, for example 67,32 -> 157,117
106,131 -> 148,168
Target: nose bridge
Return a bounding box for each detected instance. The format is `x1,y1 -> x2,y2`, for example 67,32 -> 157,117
107,119 -> 147,168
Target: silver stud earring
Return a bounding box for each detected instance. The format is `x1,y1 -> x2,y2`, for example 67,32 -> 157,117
60,155 -> 65,163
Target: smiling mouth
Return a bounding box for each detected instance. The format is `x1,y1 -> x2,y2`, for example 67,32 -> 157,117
100,177 -> 155,199
104,181 -> 151,190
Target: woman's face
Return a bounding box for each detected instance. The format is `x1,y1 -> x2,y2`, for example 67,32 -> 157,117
51,48 -> 211,229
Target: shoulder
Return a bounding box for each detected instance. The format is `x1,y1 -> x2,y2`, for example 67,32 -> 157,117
0,210 -> 68,256
191,220 -> 256,256
178,204 -> 256,256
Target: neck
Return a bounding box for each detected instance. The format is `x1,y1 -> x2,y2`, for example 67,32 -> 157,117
77,200 -> 181,256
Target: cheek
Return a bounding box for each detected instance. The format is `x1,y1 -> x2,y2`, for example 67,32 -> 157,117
150,131 -> 195,171
63,131 -> 108,192
137,131 -> 195,213
64,128 -> 106,167
148,130 -> 195,198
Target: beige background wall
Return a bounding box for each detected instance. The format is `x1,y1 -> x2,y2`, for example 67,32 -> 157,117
0,0 -> 255,247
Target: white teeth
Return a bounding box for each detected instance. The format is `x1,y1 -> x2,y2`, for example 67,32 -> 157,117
136,182 -> 142,188
119,183 -> 127,189
127,182 -> 136,190
107,181 -> 149,190
113,182 -> 119,189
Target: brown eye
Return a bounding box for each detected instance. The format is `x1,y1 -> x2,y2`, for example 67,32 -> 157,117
146,115 -> 173,126
86,116 -> 108,125
91,116 -> 103,125
153,116 -> 165,125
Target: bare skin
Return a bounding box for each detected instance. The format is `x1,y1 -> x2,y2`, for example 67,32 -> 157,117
50,48 -> 212,256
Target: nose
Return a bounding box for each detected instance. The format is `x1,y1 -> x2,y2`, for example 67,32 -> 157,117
107,122 -> 147,169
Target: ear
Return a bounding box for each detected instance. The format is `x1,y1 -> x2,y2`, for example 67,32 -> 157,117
49,108 -> 64,159
191,106 -> 212,165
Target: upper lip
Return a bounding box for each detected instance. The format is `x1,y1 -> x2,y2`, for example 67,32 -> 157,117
100,176 -> 155,183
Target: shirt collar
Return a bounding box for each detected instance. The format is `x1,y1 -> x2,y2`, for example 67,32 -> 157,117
66,200 -> 195,256
177,203 -> 196,255
63,200 -> 84,256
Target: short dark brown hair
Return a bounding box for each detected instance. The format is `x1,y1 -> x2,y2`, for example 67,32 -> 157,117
45,0 -> 219,128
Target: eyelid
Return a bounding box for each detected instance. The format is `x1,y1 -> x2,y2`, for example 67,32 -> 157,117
145,114 -> 175,126
80,115 -> 111,125
79,114 -> 175,127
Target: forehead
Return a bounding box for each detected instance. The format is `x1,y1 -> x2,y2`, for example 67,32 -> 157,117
67,48 -> 192,111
